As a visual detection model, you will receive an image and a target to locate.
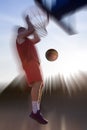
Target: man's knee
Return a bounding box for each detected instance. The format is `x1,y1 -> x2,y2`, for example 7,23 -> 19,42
31,80 -> 43,87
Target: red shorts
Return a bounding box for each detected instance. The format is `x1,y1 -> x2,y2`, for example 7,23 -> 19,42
24,60 -> 43,85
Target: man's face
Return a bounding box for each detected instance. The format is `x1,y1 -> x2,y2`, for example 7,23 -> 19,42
18,27 -> 26,34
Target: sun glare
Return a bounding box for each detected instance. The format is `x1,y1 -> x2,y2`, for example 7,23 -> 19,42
42,50 -> 87,80
41,50 -> 87,95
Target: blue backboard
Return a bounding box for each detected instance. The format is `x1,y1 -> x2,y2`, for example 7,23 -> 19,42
35,0 -> 87,34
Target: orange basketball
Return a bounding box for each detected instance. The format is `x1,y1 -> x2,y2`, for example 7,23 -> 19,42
45,49 -> 58,61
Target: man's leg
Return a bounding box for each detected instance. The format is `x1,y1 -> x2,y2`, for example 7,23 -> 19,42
38,83 -> 43,109
30,81 -> 48,124
31,81 -> 42,112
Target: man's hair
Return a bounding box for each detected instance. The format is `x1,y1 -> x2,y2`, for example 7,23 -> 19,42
17,27 -> 26,33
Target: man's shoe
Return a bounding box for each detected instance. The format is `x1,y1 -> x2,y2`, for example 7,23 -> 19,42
30,110 -> 48,125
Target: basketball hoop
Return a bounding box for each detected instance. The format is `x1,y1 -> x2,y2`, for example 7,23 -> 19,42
25,6 -> 49,37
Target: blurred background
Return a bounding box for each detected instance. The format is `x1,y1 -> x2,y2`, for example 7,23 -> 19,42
0,72 -> 87,130
0,0 -> 87,130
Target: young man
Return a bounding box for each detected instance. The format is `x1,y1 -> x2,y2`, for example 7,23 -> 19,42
16,15 -> 48,124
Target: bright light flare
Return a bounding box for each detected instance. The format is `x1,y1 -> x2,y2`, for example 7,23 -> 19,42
42,49 -> 87,94
43,50 -> 87,79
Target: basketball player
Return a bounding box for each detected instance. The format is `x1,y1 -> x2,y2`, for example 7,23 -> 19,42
16,15 -> 48,124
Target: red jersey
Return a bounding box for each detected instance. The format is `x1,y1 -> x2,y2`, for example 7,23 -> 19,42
16,38 -> 40,69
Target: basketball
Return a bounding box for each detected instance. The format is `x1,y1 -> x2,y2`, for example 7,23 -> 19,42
45,49 -> 58,61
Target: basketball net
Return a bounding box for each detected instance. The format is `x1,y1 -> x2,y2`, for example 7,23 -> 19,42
25,6 -> 49,37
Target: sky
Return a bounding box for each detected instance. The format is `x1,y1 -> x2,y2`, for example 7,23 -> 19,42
0,0 -> 87,84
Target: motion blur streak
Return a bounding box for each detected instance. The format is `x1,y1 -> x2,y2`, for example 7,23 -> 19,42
0,71 -> 87,130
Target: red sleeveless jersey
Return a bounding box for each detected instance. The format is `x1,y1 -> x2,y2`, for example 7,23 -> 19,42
16,38 -> 40,68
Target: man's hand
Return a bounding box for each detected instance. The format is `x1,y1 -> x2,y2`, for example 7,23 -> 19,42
25,15 -> 30,23
25,15 -> 34,28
